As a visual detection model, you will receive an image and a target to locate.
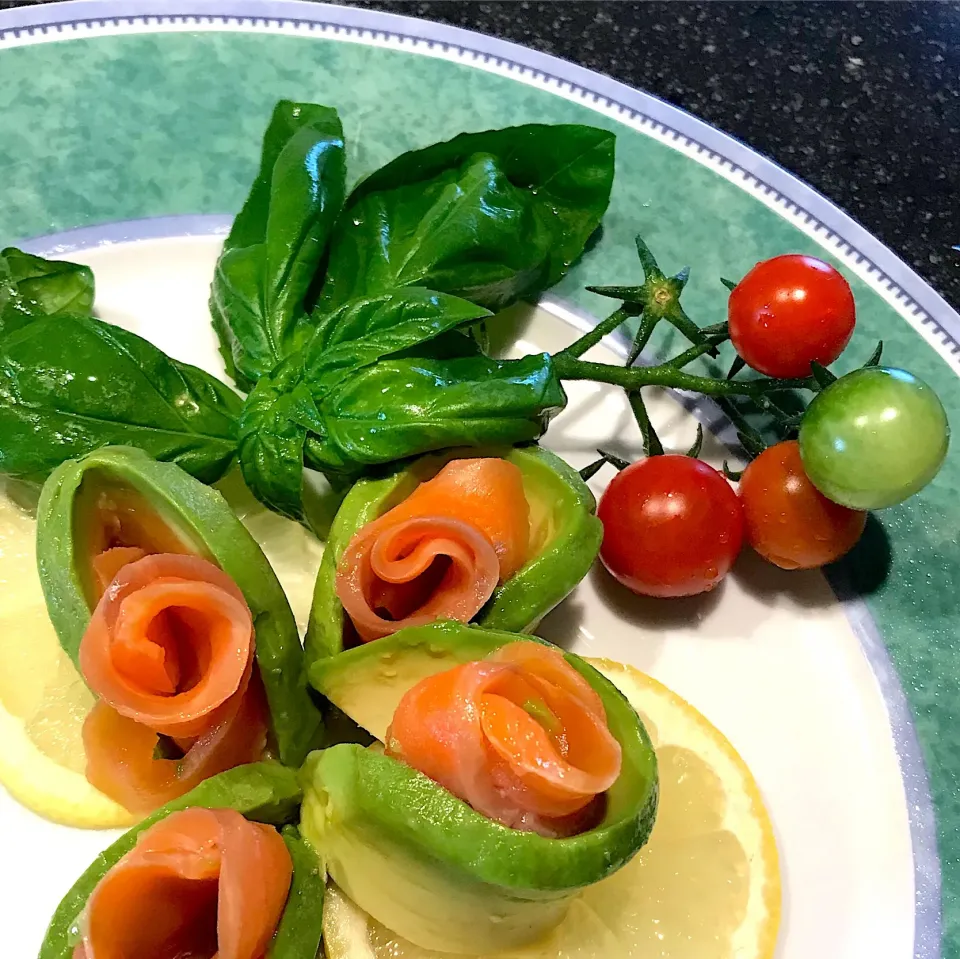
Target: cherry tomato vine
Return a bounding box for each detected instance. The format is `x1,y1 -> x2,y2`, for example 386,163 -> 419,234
570,234 -> 949,598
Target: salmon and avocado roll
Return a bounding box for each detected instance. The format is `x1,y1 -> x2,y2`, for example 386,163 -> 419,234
36,447 -> 322,814
39,763 -> 324,959
304,621 -> 658,954
307,446 -> 603,660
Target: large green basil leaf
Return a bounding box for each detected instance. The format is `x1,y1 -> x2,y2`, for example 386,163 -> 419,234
0,314 -> 242,484
211,101 -> 346,390
238,288 -> 491,519
304,352 -> 566,475
317,123 -> 615,312
0,247 -> 94,337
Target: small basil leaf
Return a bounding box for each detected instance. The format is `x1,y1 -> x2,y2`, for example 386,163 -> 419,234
306,287 -> 491,394
211,101 -> 346,390
238,358 -> 320,521
305,352 -> 567,476
0,315 -> 242,484
0,247 -> 95,338
2,247 -> 95,317
318,124 -> 615,312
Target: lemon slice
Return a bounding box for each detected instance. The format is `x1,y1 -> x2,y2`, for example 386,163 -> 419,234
0,493 -> 136,829
322,658 -> 781,959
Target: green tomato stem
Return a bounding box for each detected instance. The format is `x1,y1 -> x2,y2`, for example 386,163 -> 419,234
554,354 -> 816,397
628,391 -> 664,456
667,332 -> 731,369
559,306 -> 633,360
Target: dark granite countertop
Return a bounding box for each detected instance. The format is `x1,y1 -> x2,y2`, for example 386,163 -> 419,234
1,0 -> 957,311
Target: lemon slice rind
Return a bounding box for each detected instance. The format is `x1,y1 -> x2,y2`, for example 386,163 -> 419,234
0,705 -> 136,830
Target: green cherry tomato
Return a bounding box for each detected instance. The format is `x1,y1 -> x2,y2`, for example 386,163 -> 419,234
799,367 -> 949,509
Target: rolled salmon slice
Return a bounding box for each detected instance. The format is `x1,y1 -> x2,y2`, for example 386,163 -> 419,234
80,482 -> 198,602
337,517 -> 500,642
92,546 -> 147,596
82,670 -> 268,814
79,553 -> 264,812
386,641 -> 622,835
491,640 -> 606,719
73,806 -> 292,959
80,554 -> 255,739
336,458 -> 531,642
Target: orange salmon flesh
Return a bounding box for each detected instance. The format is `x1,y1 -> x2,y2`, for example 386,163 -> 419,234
336,458 -> 531,642
386,641 -> 622,836
80,553 -> 266,814
73,806 -> 292,959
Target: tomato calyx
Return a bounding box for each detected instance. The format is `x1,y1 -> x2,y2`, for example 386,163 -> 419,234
578,423 -> 706,485
686,424 -> 704,458
721,461 -> 744,482
810,361 -> 838,388
578,449 -> 630,482
579,235 -> 723,368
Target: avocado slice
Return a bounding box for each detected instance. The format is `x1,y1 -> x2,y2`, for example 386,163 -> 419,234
305,445 -> 602,662
269,826 -> 327,959
39,762 -> 304,959
302,621 -> 658,954
36,445 -> 322,767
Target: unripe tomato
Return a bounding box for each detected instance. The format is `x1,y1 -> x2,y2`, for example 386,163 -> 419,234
799,367 -> 949,509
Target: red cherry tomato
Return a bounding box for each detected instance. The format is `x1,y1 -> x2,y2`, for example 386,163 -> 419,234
728,254 -> 856,378
739,440 -> 866,570
597,455 -> 744,598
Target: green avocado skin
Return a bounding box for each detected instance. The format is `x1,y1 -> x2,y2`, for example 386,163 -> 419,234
39,762 -> 302,959
267,826 -> 326,959
35,446 -> 322,767
304,445 -> 602,663
302,621 -> 658,953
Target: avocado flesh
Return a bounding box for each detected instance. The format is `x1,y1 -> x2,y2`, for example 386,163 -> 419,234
36,445 -> 322,767
72,471 -> 213,607
302,621 -> 658,953
305,446 -> 602,662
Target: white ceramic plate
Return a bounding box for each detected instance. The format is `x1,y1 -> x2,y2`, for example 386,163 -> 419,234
1,230 -> 913,959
